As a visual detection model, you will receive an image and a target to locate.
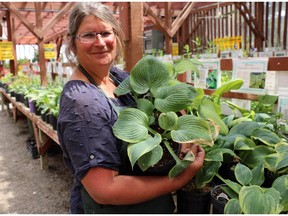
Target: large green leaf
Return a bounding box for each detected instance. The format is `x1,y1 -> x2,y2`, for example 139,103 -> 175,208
174,58 -> 201,76
234,137 -> 256,150
239,186 -> 283,214
114,76 -> 131,96
158,112 -> 178,131
205,148 -> 237,162
235,163 -> 252,186
171,115 -> 215,145
128,133 -> 162,169
162,62 -> 175,78
137,144 -> 163,172
136,98 -> 154,116
240,145 -> 275,168
154,83 -> 197,113
251,128 -> 281,146
112,108 -> 149,143
228,121 -> 259,137
272,175 -> 288,212
250,163 -> 265,186
213,78 -> 244,99
198,97 -> 228,135
168,150 -> 194,178
130,55 -> 171,94
264,152 -> 288,173
224,198 -> 242,214
194,161 -> 221,188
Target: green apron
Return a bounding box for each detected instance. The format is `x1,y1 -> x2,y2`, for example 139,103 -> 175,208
80,141 -> 175,214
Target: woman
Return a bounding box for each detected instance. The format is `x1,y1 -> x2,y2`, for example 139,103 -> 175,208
57,2 -> 205,213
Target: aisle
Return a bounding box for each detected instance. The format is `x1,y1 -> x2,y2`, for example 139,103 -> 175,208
0,106 -> 73,213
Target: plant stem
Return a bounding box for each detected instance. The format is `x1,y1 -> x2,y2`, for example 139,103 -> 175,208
163,140 -> 181,163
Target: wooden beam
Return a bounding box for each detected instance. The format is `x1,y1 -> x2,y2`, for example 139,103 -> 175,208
124,2 -> 143,72
235,2 -> 265,41
35,2 -> 47,86
171,2 -> 197,36
284,3 -> 288,49
6,11 -> 17,75
118,2 -> 130,41
1,2 -> 42,39
164,2 -> 172,54
41,3 -> 74,38
143,2 -> 172,38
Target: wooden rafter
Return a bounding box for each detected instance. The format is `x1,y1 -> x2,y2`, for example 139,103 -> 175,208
2,2 -> 42,38
235,2 -> 265,41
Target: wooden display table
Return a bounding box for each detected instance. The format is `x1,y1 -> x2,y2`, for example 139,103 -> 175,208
0,88 -> 58,170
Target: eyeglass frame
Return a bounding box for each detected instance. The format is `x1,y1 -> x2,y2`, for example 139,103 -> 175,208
75,29 -> 115,43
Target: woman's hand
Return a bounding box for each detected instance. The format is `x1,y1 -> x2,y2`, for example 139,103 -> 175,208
175,144 -> 205,186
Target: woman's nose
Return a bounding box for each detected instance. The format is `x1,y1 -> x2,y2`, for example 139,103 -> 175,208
93,34 -> 106,46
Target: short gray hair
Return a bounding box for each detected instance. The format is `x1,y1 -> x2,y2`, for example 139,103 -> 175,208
65,2 -> 125,67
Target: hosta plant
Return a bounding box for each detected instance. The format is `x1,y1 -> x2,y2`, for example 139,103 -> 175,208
112,55 -> 221,178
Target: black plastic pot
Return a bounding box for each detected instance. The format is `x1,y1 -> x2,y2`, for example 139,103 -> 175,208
26,137 -> 39,159
41,110 -> 49,122
49,114 -> 58,130
143,141 -> 180,176
177,189 -> 211,214
24,97 -> 30,108
35,105 -> 42,116
211,184 -> 229,214
15,93 -> 21,102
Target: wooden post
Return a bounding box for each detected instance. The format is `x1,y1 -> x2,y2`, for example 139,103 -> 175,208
35,3 -> 48,86
255,2 -> 264,51
164,2 -> 173,54
6,11 -> 17,75
121,2 -> 143,72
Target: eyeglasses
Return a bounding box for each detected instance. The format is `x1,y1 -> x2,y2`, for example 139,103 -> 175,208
76,30 -> 115,43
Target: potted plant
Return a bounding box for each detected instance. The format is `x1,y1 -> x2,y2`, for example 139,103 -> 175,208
176,78 -> 244,213
112,55 -> 219,177
208,92 -> 288,214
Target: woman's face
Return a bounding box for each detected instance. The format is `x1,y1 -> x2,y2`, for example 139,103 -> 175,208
74,15 -> 117,70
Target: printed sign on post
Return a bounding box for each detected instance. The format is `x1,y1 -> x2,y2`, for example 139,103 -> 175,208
44,44 -> 56,59
0,42 -> 14,60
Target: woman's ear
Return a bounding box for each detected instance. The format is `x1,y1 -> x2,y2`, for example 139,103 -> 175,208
71,46 -> 77,55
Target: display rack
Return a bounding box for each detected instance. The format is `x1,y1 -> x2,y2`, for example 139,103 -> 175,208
0,88 -> 58,170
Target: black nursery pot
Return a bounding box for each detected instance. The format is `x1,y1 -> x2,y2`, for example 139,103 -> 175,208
35,105 -> 42,116
41,110 -> 49,122
49,114 -> 58,130
15,93 -> 21,102
177,189 -> 212,214
211,184 -> 229,214
143,141 -> 180,176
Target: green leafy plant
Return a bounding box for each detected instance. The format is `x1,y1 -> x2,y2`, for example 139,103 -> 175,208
181,79 -> 244,191
216,163 -> 285,214
210,91 -> 288,214
112,55 -> 219,178
191,37 -> 203,59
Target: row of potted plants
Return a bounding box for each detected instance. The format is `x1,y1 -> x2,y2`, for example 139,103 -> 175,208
0,72 -> 63,131
112,55 -> 288,214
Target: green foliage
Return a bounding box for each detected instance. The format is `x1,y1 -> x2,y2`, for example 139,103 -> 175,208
3,72 -> 62,118
113,55 -> 220,178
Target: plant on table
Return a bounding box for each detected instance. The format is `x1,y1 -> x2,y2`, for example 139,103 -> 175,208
211,92 -> 288,214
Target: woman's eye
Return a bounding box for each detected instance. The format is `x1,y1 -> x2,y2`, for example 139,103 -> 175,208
101,31 -> 112,37
83,33 -> 95,39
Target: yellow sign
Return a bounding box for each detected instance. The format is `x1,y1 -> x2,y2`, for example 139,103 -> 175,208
0,42 -> 14,60
172,43 -> 179,56
214,36 -> 242,51
44,44 -> 56,59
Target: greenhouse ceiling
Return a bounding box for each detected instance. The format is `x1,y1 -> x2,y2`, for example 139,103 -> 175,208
0,2 -> 215,45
